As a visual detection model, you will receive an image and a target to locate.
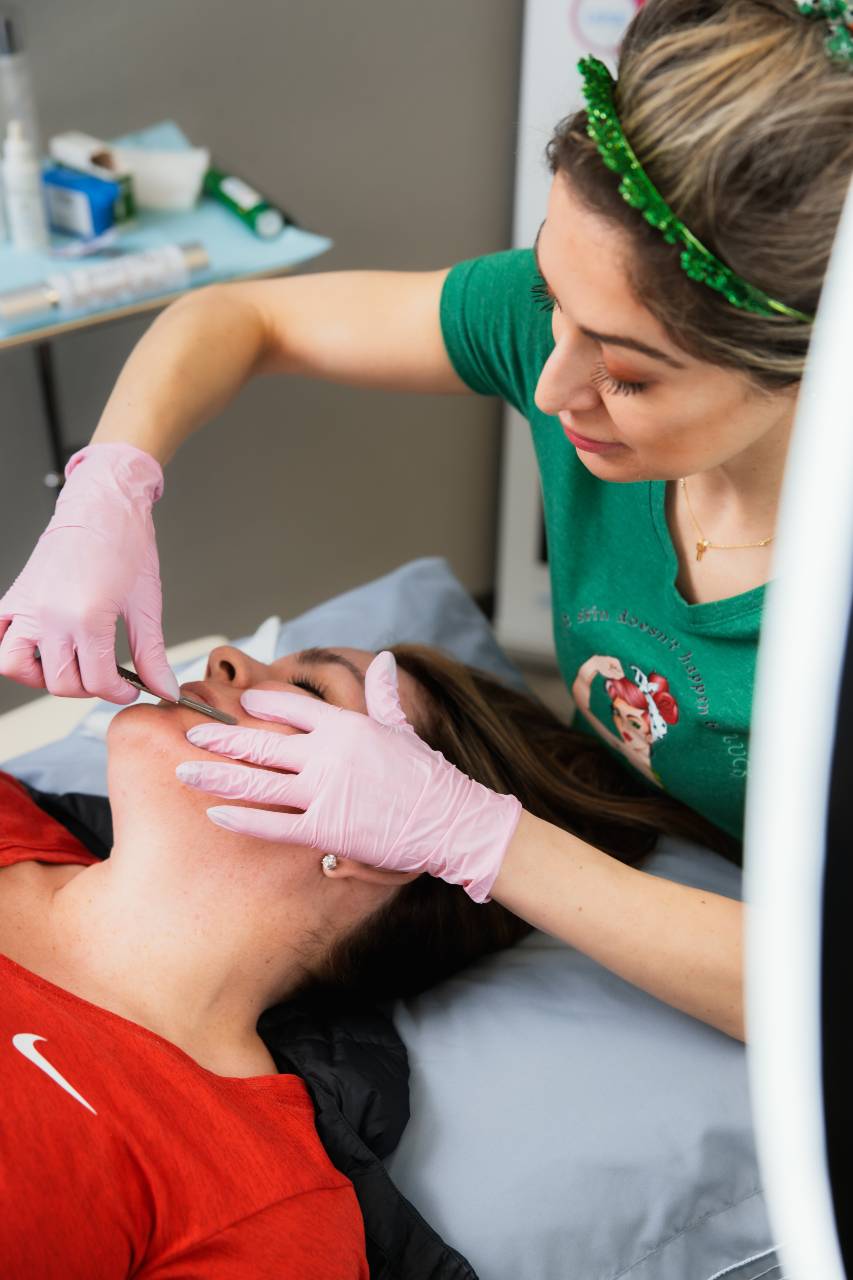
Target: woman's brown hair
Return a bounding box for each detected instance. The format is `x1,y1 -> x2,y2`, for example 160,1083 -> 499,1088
312,644 -> 738,1003
546,0 -> 853,390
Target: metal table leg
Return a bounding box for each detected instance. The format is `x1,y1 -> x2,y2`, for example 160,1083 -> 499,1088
34,339 -> 70,490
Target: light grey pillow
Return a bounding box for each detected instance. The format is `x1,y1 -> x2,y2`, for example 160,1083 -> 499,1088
387,837 -> 779,1280
269,556 -> 525,687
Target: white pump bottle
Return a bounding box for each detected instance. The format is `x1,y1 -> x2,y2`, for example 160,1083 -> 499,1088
2,117 -> 48,250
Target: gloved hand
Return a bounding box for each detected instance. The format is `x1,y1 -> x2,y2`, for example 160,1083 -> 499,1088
176,650 -> 522,903
0,442 -> 179,704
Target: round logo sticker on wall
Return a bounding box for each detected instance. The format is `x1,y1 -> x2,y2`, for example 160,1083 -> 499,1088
569,0 -> 643,56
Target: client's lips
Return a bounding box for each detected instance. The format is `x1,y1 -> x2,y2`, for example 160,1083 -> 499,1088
180,680 -> 231,716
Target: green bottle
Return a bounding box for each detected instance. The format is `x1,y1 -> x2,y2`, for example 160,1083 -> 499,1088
203,166 -> 290,238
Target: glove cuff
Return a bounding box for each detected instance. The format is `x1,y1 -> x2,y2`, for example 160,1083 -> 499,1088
64,443 -> 165,504
433,784 -> 523,905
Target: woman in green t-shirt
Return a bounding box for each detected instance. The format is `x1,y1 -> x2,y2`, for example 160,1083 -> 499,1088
2,0 -> 851,1040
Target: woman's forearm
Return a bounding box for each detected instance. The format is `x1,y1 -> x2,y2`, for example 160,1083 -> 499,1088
90,285 -> 268,464
492,811 -> 745,1040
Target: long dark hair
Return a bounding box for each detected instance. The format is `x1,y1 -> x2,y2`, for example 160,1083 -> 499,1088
310,644 -> 737,1002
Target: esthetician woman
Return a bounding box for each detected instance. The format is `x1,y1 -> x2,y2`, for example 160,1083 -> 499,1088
2,0 -> 851,1042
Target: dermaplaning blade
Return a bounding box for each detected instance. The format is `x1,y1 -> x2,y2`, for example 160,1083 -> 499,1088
116,665 -> 238,725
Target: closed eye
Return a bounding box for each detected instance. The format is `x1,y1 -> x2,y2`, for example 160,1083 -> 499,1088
291,675 -> 326,700
589,363 -> 648,396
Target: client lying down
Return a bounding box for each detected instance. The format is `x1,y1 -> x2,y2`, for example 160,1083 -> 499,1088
0,642 -> 728,1277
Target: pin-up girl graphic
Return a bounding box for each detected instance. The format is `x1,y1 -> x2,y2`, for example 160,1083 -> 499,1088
571,655 -> 679,787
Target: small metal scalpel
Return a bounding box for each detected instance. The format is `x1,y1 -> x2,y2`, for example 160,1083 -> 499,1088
116,665 -> 238,724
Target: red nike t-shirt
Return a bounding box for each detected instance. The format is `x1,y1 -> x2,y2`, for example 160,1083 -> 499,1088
0,772 -> 368,1279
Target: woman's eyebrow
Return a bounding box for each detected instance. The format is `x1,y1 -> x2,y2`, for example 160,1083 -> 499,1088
532,222 -> 686,370
296,647 -> 365,687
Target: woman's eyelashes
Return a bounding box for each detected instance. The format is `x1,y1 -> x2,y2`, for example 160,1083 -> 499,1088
531,276 -> 556,313
589,361 -> 648,397
290,674 -> 327,700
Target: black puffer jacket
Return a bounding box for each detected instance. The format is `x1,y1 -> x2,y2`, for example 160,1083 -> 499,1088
22,783 -> 478,1280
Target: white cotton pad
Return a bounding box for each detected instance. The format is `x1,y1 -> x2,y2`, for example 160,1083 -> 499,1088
112,145 -> 211,211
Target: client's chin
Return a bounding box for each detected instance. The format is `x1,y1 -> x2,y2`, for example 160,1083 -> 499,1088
108,698 -> 204,741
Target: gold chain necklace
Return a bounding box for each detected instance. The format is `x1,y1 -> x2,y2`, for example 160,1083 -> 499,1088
679,477 -> 775,562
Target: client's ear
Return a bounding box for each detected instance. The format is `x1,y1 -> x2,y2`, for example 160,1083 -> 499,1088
324,858 -> 419,887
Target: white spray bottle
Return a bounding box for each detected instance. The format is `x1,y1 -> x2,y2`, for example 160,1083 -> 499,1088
2,117 -> 48,250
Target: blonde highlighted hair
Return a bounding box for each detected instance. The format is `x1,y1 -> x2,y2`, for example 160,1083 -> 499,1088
547,0 -> 853,388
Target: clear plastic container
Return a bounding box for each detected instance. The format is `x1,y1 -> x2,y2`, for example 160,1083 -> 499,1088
0,14 -> 40,150
0,11 -> 42,244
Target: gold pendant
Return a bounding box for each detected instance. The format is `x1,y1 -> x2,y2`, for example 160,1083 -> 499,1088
696,539 -> 710,561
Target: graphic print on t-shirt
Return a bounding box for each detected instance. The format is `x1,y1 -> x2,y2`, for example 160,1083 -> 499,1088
571,654 -> 680,788
12,1033 -> 98,1114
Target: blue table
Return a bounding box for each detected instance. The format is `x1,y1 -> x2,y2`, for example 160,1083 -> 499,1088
0,121 -> 331,485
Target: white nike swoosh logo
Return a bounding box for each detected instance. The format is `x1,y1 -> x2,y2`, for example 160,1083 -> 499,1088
12,1034 -> 98,1115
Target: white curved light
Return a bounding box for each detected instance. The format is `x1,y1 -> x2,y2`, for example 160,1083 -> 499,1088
744,175 -> 853,1280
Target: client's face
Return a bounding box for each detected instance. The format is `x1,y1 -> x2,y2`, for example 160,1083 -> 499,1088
106,646 -> 426,909
196,644 -> 422,725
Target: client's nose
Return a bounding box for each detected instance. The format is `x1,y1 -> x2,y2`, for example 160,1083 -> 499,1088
205,645 -> 267,688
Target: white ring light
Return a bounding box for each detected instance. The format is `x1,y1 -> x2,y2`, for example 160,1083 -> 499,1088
745,175 -> 853,1280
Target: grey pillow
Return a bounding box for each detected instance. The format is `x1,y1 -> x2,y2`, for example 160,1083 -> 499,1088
387,838 -> 779,1280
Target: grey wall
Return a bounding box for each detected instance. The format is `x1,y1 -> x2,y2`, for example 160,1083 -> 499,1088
0,0 -> 524,714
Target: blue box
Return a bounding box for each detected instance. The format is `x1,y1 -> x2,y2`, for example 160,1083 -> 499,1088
42,165 -> 120,238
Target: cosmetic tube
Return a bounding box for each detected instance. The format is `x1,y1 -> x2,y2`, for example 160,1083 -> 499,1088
203,166 -> 290,238
0,241 -> 209,325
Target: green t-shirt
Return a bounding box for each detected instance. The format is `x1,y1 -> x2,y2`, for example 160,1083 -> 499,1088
440,248 -> 763,839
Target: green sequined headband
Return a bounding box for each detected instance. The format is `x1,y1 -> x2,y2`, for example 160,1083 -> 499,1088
577,55 -> 815,323
798,0 -> 853,64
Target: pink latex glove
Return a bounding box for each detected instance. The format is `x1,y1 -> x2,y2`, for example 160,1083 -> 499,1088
0,442 -> 179,704
176,651 -> 522,903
